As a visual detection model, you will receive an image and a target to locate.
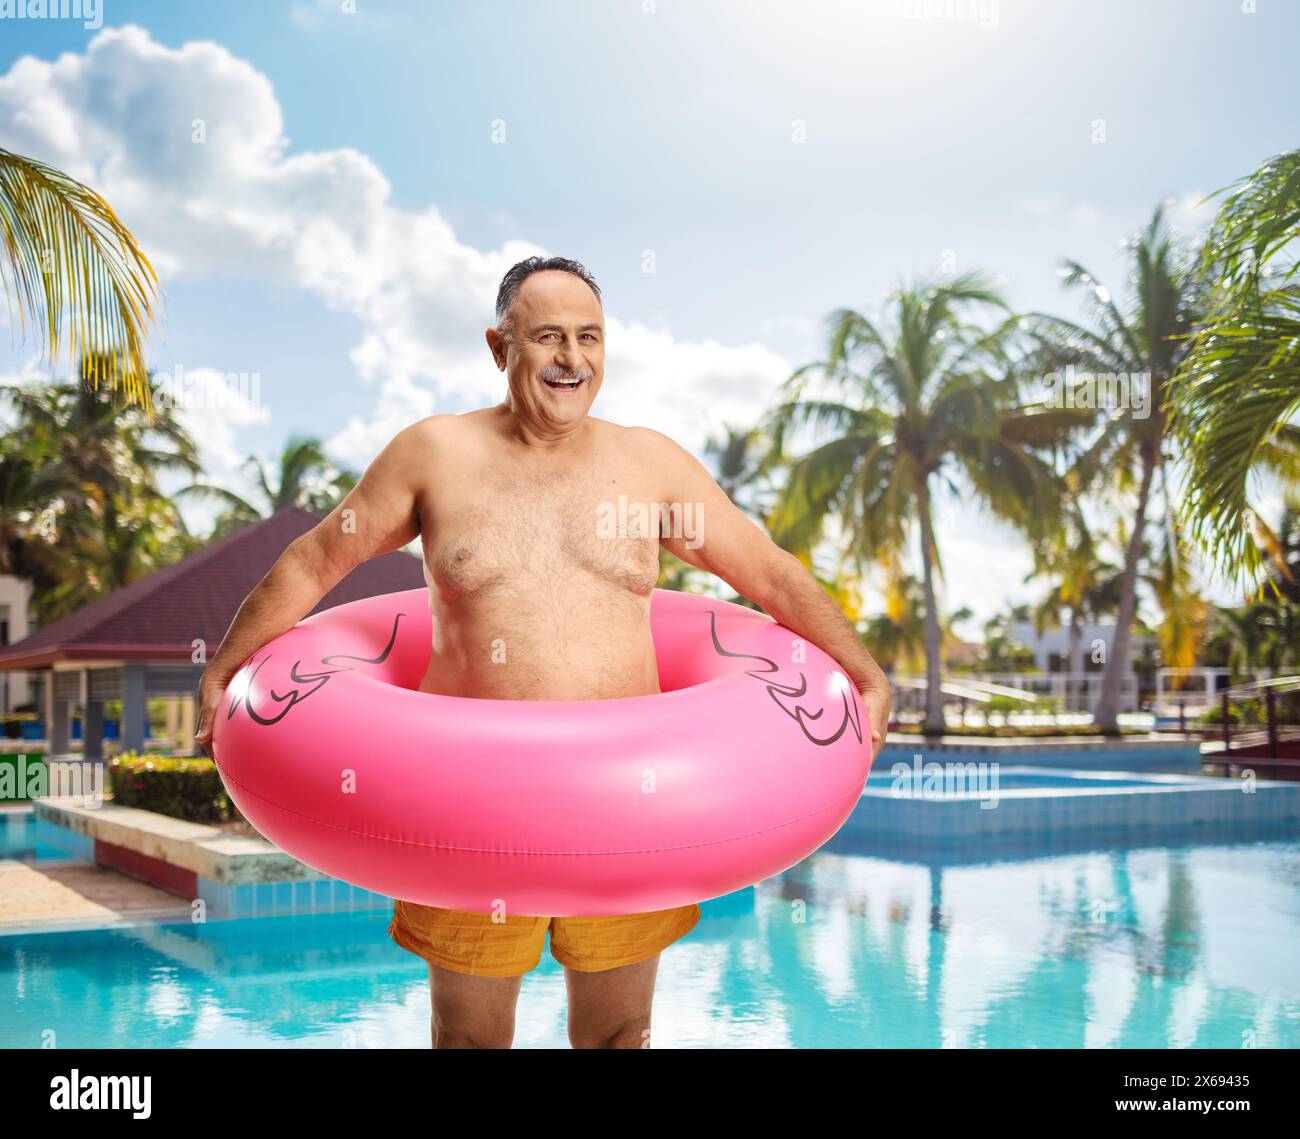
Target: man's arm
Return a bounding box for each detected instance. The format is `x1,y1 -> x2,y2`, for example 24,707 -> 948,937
193,419 -> 431,755
645,429 -> 891,757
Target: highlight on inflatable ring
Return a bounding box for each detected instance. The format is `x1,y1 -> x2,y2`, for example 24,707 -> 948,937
212,587 -> 874,917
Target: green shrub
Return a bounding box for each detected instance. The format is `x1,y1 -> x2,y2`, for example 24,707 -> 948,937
911,724 -> 1146,738
1199,699 -> 1262,727
108,751 -> 238,824
984,695 -> 1022,717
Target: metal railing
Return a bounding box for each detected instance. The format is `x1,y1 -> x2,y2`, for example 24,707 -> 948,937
889,670 -> 1139,719
1199,675 -> 1300,781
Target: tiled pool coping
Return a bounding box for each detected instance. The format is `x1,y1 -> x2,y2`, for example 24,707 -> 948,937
880,737 -> 1203,771
18,798 -> 392,923
849,765 -> 1300,838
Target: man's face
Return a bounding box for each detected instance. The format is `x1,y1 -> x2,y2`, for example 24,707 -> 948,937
493,270 -> 604,432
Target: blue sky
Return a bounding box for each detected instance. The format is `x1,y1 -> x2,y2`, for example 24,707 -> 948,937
1,0 -> 1297,630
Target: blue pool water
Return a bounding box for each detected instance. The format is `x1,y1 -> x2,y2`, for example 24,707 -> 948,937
0,811 -> 65,861
4,828 -> 1298,1048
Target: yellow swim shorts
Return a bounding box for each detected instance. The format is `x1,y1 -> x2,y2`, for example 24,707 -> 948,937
388,899 -> 701,978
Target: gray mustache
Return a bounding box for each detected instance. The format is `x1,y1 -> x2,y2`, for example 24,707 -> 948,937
538,366 -> 594,383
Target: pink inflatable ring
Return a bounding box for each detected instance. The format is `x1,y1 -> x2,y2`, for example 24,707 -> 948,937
212,587 -> 873,916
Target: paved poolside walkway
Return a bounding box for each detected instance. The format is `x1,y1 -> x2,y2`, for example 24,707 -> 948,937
0,859 -> 193,933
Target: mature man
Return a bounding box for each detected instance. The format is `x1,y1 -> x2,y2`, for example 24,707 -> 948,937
195,256 -> 890,1049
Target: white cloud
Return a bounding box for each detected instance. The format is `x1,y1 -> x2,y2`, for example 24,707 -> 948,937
157,366 -> 271,481
0,25 -> 791,473
594,321 -> 791,455
153,366 -> 272,533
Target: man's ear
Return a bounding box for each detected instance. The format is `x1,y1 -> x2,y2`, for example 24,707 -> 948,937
485,327 -> 508,371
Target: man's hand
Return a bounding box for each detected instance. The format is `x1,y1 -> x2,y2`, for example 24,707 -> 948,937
856,679 -> 891,761
194,668 -> 232,760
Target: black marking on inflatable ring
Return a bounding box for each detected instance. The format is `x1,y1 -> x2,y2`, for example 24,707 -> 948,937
707,610 -> 863,747
227,613 -> 406,727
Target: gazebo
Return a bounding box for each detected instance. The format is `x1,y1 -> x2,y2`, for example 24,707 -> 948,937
0,507 -> 426,759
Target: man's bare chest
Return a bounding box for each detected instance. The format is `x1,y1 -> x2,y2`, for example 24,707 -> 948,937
419,464 -> 663,600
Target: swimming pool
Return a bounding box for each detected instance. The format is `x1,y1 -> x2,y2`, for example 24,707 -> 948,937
854,765 -> 1300,840
0,810 -> 66,862
3,826 -> 1298,1048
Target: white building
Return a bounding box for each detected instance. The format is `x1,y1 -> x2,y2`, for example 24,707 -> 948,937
0,574 -> 32,712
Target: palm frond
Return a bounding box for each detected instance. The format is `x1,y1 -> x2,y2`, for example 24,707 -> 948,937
0,149 -> 161,410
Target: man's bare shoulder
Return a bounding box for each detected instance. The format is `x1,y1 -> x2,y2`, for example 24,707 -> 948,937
594,420 -> 688,462
395,411 -> 483,449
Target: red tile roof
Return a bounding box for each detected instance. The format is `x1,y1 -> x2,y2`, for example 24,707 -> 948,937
0,506 -> 426,669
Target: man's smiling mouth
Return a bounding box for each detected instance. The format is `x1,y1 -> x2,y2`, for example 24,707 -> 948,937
542,376 -> 585,390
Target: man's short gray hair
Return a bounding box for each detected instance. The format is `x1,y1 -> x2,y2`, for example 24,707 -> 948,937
494,256 -> 602,340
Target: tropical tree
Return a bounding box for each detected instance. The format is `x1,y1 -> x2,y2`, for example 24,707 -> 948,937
179,436 -> 357,539
1260,498 -> 1300,603
1149,524 -> 1210,675
0,425 -> 65,580
1028,206 -> 1204,730
980,611 -> 1036,671
764,272 -> 1074,733
1027,507 -> 1127,709
1169,148 -> 1300,588
702,423 -> 776,519
0,361 -> 201,619
1199,500 -> 1300,677
1203,598 -> 1298,677
0,149 -> 161,409
860,571 -> 929,674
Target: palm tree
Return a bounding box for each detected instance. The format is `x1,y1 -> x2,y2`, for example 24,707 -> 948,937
0,149 -> 161,409
1204,605 -> 1267,679
1204,600 -> 1298,677
1169,149 -> 1300,588
702,423 -> 775,518
1260,498 -> 1300,603
1149,522 -> 1209,676
1,361 -> 201,619
864,577 -> 978,729
860,572 -> 929,675
981,611 -> 1036,671
0,428 -> 65,579
765,272 -> 1072,733
179,436 -> 357,538
1028,507 -> 1123,707
1029,206 -> 1203,730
